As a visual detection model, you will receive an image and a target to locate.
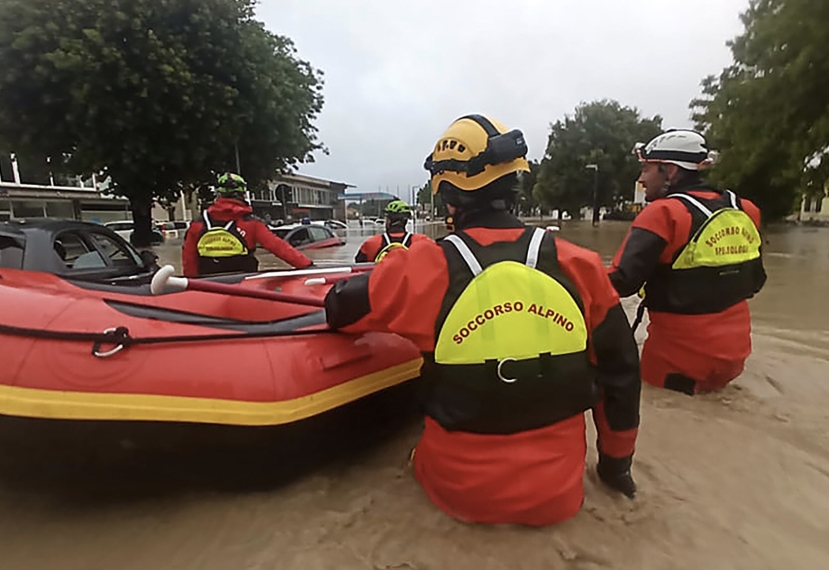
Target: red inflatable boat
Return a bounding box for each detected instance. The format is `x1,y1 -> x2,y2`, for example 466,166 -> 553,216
0,265 -> 422,426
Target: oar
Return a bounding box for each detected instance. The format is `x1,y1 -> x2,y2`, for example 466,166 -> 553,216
245,263 -> 374,281
303,275 -> 360,286
150,265 -> 326,307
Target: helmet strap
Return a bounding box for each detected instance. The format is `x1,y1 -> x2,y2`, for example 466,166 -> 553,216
444,213 -> 456,233
665,167 -> 703,194
451,197 -> 512,221
489,198 -> 509,211
444,204 -> 490,231
657,163 -> 675,194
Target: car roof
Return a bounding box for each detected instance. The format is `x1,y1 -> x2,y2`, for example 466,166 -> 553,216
270,222 -> 326,231
0,218 -> 109,238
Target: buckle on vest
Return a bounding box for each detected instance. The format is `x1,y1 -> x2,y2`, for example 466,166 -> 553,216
496,357 -> 518,384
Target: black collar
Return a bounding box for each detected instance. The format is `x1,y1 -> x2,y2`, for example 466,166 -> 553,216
666,181 -> 719,195
455,210 -> 524,230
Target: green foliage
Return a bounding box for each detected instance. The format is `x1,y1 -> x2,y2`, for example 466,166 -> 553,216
517,160 -> 541,216
533,100 -> 662,216
691,0 -> 829,221
357,200 -> 389,218
0,0 -> 323,244
416,181 -> 443,214
416,182 -> 431,207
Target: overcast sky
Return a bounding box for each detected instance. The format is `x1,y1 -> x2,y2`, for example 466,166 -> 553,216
258,0 -> 749,198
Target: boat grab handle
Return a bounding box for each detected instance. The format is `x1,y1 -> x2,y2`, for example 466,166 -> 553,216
92,327 -> 127,358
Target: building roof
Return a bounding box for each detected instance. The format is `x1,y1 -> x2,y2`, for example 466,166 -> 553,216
337,191 -> 398,201
273,172 -> 355,189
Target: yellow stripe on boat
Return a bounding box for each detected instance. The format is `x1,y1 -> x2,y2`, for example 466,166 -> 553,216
0,358 -> 423,425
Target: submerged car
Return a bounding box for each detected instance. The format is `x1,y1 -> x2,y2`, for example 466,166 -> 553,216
104,220 -> 165,245
322,219 -> 349,231
0,219 -> 158,285
157,220 -> 191,239
269,223 -> 346,250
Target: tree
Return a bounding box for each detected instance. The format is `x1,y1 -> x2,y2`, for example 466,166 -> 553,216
691,0 -> 829,221
517,160 -> 541,216
0,0 -> 323,245
416,182 -> 432,209
533,100 -> 662,218
416,181 -> 444,216
358,199 -> 391,218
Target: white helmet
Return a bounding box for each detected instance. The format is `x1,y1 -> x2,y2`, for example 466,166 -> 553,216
634,129 -> 719,171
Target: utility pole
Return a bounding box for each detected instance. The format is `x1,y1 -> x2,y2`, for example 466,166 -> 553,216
410,184 -> 416,226
233,112 -> 247,176
279,185 -> 288,224
234,140 -> 252,205
586,163 -> 600,227
10,153 -> 21,184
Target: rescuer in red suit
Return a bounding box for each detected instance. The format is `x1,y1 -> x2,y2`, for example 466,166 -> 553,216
324,115 -> 641,525
355,200 -> 430,263
182,172 -> 312,276
609,130 -> 766,395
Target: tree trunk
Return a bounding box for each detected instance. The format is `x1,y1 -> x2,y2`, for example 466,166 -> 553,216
130,198 -> 154,248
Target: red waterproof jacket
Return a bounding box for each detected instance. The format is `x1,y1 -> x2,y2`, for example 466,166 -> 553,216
326,211 -> 640,525
355,230 -> 431,263
609,184 -> 765,392
182,198 -> 312,276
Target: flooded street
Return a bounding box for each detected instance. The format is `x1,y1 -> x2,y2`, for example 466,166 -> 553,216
2,220 -> 829,570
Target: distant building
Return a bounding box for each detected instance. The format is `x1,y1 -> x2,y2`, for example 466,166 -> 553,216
0,154 -> 130,223
151,193 -> 194,223
626,181 -> 647,215
633,181 -> 646,205
248,173 -> 354,223
156,172 -> 356,224
1,154 -> 356,226
799,184 -> 829,223
337,191 -> 399,220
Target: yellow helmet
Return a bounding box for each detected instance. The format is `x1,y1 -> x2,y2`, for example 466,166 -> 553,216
423,114 -> 530,193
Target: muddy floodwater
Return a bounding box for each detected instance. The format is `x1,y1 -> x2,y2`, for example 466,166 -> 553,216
2,220 -> 828,570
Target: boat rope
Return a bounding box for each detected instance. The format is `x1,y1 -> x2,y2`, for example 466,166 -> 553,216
0,322 -> 338,358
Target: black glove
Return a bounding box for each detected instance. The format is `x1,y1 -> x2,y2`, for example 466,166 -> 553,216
597,453 -> 636,499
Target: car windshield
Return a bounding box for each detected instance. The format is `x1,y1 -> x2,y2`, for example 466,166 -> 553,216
0,235 -> 24,269
52,229 -> 146,277
308,226 -> 329,241
87,231 -> 144,269
54,232 -> 106,270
